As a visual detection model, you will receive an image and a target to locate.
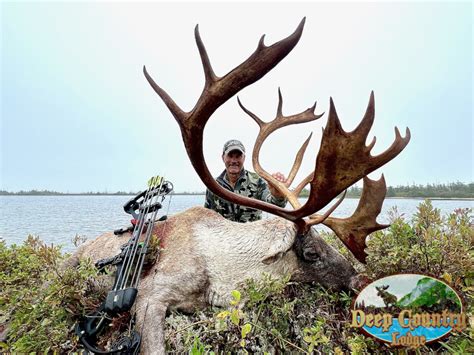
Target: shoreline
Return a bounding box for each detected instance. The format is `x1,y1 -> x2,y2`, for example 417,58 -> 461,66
384,197 -> 474,201
0,194 -> 472,201
303,196 -> 474,201
0,192 -> 206,196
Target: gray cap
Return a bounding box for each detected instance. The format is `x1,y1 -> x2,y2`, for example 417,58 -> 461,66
223,139 -> 245,155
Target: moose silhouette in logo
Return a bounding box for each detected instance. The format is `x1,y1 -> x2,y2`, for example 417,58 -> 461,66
376,285 -> 398,308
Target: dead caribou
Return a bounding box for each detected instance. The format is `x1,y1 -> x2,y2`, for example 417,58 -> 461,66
71,18 -> 410,353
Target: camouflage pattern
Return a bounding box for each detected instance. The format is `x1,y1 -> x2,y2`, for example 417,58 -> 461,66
204,169 -> 287,222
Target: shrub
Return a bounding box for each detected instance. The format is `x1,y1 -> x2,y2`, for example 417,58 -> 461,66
365,200 -> 473,284
0,236 -> 106,352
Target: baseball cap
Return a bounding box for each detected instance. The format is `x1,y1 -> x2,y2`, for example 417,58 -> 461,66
223,139 -> 245,155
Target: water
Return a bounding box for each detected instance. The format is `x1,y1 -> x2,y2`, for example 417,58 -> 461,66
0,195 -> 472,252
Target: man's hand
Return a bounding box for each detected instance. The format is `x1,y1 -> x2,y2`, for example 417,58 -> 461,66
268,172 -> 287,198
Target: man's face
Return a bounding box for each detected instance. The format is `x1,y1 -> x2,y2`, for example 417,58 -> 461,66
222,150 -> 245,176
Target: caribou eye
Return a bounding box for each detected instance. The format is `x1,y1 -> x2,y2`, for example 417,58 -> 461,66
303,250 -> 320,261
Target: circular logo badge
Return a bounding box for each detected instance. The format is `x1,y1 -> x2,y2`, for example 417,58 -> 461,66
351,274 -> 465,348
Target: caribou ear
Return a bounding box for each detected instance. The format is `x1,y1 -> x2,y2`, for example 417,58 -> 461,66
261,226 -> 296,265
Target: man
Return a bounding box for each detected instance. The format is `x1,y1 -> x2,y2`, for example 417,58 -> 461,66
204,139 -> 287,222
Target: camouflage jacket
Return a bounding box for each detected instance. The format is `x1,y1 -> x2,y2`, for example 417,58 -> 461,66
204,169 -> 287,222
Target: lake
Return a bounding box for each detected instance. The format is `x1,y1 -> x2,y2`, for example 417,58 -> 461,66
0,195 -> 472,252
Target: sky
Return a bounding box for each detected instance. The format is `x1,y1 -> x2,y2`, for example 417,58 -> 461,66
1,1 -> 472,193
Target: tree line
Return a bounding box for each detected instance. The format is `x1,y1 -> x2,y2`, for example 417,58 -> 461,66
300,182 -> 473,199
1,182 -> 473,198
0,190 -> 134,196
0,189 -> 203,196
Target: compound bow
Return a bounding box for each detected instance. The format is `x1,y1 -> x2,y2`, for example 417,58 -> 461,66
75,176 -> 173,354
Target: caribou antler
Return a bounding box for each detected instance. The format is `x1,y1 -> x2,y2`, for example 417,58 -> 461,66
144,19 -> 307,222
237,88 -> 323,209
144,20 -> 411,263
237,90 -> 409,261
323,176 -> 390,263
238,89 -> 347,226
299,92 -> 410,218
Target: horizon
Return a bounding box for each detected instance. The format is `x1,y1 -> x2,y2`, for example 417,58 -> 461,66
1,180 -> 472,195
2,2 -> 472,193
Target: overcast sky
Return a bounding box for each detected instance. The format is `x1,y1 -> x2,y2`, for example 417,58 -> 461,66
2,1 -> 472,193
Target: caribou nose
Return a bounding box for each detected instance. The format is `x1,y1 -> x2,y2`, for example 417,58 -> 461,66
349,274 -> 371,291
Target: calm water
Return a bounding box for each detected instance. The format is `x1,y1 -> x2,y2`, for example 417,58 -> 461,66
0,195 -> 472,252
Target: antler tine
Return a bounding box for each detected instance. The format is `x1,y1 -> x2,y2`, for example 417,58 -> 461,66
274,131 -> 314,209
293,171 -> 313,197
286,132 -> 313,187
237,96 -> 264,127
195,24 -> 218,87
308,190 -> 347,226
143,66 -> 186,125
373,126 -> 411,165
276,87 -> 283,117
353,90 -> 375,143
238,91 -> 322,209
146,19 -> 309,221
323,176 -> 389,263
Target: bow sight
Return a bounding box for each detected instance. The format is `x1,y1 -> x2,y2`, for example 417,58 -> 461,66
75,176 -> 173,354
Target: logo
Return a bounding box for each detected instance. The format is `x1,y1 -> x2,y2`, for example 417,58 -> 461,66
351,274 -> 467,348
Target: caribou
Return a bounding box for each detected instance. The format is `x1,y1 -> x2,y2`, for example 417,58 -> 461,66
71,18 -> 410,353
